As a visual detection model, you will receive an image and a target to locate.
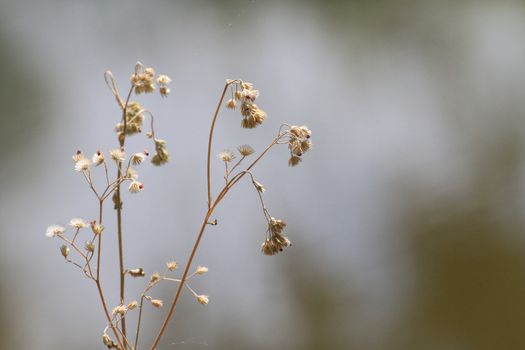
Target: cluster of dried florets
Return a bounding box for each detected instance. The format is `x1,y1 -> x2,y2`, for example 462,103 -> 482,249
287,125 -> 312,166
130,64 -> 172,98
225,81 -> 267,129
261,217 -> 291,255
115,101 -> 144,135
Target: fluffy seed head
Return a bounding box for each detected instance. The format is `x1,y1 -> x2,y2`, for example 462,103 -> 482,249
110,148 -> 125,162
218,150 -> 235,162
74,158 -> 91,172
131,152 -> 147,165
69,218 -> 88,229
237,144 -> 254,156
46,225 -> 66,238
128,181 -> 144,193
112,305 -> 127,315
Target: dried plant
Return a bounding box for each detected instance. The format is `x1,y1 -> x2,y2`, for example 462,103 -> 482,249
46,62 -> 312,349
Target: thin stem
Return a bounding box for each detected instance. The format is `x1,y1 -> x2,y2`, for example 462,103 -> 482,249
149,137 -> 279,350
207,83 -> 231,209
116,85 -> 134,348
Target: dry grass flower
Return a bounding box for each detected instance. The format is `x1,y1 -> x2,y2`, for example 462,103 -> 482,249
46,64 -> 312,350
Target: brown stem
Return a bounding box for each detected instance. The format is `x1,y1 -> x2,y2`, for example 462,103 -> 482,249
95,199 -> 126,350
149,138 -> 279,350
116,86 -> 133,348
207,83 -> 231,209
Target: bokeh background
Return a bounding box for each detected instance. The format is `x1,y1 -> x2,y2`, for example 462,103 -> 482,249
1,0 -> 525,349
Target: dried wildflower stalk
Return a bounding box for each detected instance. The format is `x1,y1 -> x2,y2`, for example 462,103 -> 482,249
46,63 -> 312,350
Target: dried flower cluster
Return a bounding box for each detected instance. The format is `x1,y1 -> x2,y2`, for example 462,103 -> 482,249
46,66 -> 312,350
226,81 -> 267,129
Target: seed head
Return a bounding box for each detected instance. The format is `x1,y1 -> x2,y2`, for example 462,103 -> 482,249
74,158 -> 91,172
131,152 -> 147,165
218,150 -> 235,163
46,225 -> 65,238
110,148 -> 125,163
128,181 -> 144,193
237,144 -> 254,156
69,218 -> 88,229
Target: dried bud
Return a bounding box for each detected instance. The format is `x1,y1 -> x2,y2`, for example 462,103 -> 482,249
60,245 -> 69,258
226,98 -> 236,109
112,304 -> 127,315
128,300 -> 138,310
92,150 -> 105,166
151,299 -> 163,308
253,180 -> 265,193
72,150 -> 84,162
196,295 -> 209,305
195,266 -> 208,275
85,241 -> 95,252
166,261 -> 178,271
150,272 -> 161,283
128,268 -> 145,277
91,221 -> 104,235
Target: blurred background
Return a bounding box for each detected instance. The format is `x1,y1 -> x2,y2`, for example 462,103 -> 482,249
1,0 -> 525,349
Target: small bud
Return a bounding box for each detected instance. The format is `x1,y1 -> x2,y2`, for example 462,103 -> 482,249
60,245 -> 69,258
195,266 -> 208,275
253,180 -> 265,193
128,300 -> 138,310
112,304 -> 127,315
91,221 -> 104,235
72,150 -> 84,162
128,268 -> 145,277
85,241 -> 95,252
150,272 -> 161,283
196,295 -> 209,305
151,299 -> 163,308
92,150 -> 105,166
226,98 -> 236,109
166,261 -> 178,271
